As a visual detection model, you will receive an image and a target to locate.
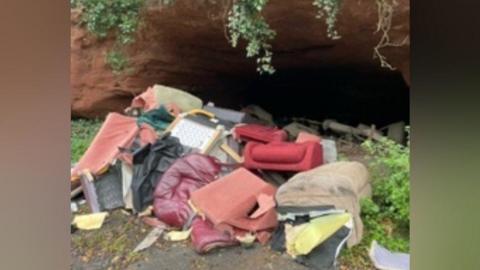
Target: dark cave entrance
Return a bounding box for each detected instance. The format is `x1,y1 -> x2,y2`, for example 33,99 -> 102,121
198,66 -> 410,136
230,67 -> 410,129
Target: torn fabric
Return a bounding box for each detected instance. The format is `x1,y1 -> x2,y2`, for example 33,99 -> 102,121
71,113 -> 157,180
190,168 -> 277,235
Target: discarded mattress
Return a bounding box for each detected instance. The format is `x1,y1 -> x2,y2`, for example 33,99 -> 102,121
131,134 -> 184,213
130,84 -> 203,113
71,113 -> 157,180
243,141 -> 323,172
190,168 -> 278,235
191,217 -> 238,254
233,124 -> 287,143
153,154 -> 222,228
275,161 -> 371,247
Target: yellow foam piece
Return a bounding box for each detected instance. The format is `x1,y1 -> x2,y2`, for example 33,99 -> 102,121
287,213 -> 351,256
164,228 -> 192,241
72,212 -> 108,230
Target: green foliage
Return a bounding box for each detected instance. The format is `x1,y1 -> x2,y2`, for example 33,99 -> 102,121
106,50 -> 129,73
71,118 -> 102,163
79,0 -> 144,44
360,129 -> 410,252
313,0 -> 342,39
227,0 -> 276,74
77,0 -> 144,71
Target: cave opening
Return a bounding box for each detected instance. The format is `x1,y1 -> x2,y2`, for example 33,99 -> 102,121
207,67 -> 409,129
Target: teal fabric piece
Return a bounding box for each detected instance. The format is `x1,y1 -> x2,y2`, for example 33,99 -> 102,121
137,106 -> 174,132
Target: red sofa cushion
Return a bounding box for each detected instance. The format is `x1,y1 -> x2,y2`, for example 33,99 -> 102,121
250,143 -> 307,163
244,141 -> 323,172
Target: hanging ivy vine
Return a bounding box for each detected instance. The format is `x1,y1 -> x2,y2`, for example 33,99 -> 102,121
73,0 -> 405,74
312,0 -> 342,39
227,0 -> 276,74
78,0 -> 144,46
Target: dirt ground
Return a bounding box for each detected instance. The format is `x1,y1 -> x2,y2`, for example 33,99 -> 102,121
71,140 -> 373,270
71,208 -> 310,270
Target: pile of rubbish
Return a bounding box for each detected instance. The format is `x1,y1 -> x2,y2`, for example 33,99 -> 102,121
71,84 -> 409,270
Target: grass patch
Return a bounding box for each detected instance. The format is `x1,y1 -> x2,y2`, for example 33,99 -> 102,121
339,243 -> 374,269
71,118 -> 103,163
72,210 -> 147,269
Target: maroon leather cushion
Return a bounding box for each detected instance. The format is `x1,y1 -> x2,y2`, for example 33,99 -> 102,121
153,154 -> 221,228
191,217 -> 238,254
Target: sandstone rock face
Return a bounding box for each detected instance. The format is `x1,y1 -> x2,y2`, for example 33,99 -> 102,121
71,0 -> 409,118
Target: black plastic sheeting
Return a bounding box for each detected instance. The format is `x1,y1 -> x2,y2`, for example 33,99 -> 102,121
131,134 -> 184,213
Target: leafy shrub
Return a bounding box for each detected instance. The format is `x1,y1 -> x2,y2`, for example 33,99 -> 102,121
360,129 -> 410,252
106,50 -> 128,73
79,0 -> 144,45
313,0 -> 342,39
227,0 -> 276,74
76,0 -> 144,71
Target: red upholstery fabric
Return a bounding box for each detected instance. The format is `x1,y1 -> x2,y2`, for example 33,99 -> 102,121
190,168 -> 278,234
191,218 -> 238,253
71,113 -> 157,179
250,143 -> 307,163
153,154 -> 221,228
244,141 -> 323,171
130,86 -> 157,111
233,124 -> 287,143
